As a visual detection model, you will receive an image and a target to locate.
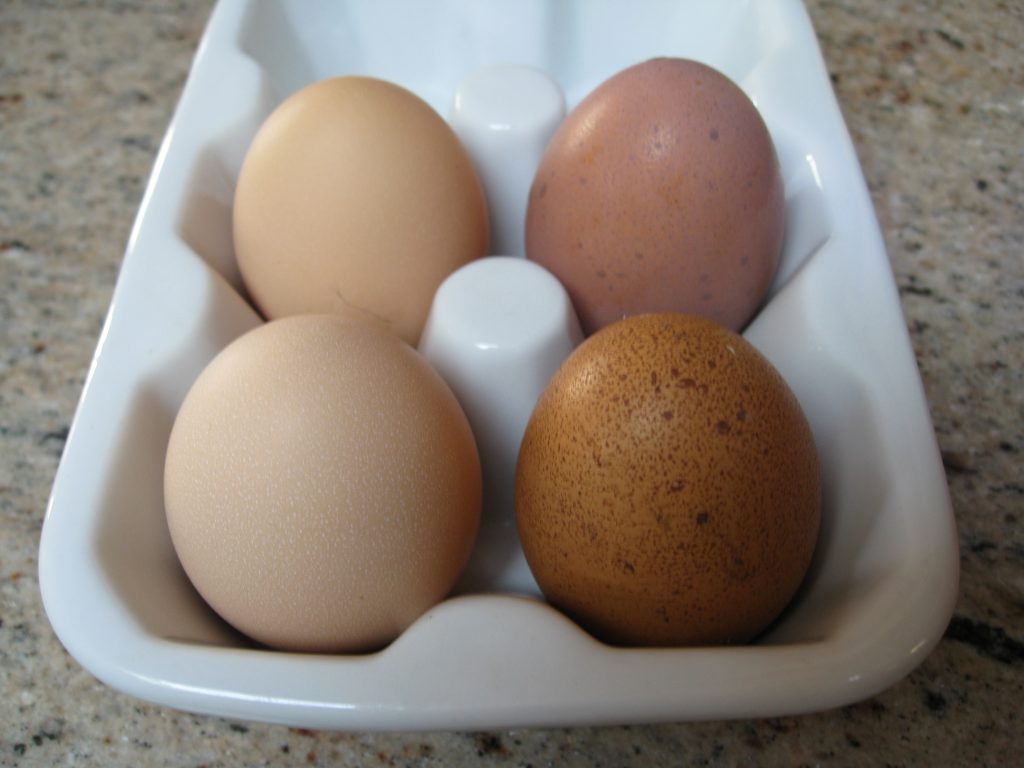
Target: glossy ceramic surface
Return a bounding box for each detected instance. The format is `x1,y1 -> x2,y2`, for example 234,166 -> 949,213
39,0 -> 958,730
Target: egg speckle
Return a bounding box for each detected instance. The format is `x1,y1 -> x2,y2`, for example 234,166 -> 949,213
515,313 -> 820,646
164,315 -> 481,652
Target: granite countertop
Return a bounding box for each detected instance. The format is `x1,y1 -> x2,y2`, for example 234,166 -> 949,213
1,0 -> 1020,765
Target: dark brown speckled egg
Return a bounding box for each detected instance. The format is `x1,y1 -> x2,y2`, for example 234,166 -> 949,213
525,58 -> 784,335
515,313 -> 820,647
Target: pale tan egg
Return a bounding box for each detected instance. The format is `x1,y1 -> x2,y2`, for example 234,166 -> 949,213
164,315 -> 481,653
515,313 -> 820,647
233,76 -> 489,346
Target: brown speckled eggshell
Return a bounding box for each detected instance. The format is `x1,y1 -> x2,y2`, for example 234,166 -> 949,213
515,313 -> 820,647
525,58 -> 784,335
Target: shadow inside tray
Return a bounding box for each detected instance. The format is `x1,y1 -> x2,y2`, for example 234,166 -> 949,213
759,356 -> 895,645
90,243 -> 263,649
91,383 -> 254,649
177,143 -> 245,299
238,0 -> 317,105
175,81 -> 280,308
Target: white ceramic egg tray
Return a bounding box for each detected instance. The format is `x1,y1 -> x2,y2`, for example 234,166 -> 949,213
39,0 -> 959,730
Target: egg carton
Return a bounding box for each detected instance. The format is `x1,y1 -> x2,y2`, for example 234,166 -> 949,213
39,0 -> 957,729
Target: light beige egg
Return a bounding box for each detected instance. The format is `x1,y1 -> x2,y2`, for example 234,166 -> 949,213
164,315 -> 481,653
233,76 -> 489,345
515,313 -> 820,646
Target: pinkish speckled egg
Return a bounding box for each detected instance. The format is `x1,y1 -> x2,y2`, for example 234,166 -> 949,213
526,58 -> 785,335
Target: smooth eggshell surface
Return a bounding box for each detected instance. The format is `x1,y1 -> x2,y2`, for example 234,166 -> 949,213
515,313 -> 821,647
525,58 -> 785,335
233,76 -> 489,346
164,315 -> 481,653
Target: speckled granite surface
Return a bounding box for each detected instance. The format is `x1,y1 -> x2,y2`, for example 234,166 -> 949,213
1,0 -> 1021,765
